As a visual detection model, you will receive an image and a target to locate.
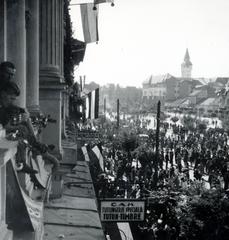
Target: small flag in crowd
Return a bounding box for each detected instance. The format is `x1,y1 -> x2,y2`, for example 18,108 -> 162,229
85,88 -> 99,119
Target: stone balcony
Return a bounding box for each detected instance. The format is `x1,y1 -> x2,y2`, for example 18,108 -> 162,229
0,135 -> 54,240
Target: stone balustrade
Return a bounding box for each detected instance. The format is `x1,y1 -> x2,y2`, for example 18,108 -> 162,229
0,135 -> 54,239
0,139 -> 17,240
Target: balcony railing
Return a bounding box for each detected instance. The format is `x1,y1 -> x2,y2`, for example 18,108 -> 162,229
0,132 -> 53,239
0,138 -> 17,240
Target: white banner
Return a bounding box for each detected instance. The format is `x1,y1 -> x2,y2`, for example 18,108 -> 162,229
80,3 -> 99,43
92,145 -> 104,170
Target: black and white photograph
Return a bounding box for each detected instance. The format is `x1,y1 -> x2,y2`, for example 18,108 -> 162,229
1,0 -> 229,239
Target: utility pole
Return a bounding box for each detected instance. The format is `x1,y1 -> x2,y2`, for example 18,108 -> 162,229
79,76 -> 83,91
104,97 -> 106,122
117,98 -> 120,129
153,101 -> 161,189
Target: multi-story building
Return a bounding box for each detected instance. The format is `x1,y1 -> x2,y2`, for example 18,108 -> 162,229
142,49 -> 202,104
0,1 -> 107,239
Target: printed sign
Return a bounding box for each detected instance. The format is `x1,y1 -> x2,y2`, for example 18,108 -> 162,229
100,199 -> 145,222
76,130 -> 100,140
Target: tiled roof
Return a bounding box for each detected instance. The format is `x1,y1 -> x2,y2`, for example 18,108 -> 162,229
199,97 -> 220,106
189,89 -> 203,96
143,73 -> 173,85
165,98 -> 188,107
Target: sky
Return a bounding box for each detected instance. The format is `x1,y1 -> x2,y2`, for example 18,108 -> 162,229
70,0 -> 229,88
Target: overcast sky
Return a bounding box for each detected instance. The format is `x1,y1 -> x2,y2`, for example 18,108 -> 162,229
70,0 -> 229,87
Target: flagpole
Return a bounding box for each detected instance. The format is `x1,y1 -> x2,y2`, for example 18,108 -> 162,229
104,97 -> 106,122
117,98 -> 120,129
80,76 -> 83,91
152,100 -> 161,189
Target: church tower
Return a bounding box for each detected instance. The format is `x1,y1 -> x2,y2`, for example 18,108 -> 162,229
181,48 -> 192,78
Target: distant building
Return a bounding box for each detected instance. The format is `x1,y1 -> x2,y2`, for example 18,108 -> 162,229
188,88 -> 208,105
196,97 -> 221,113
142,74 -> 171,105
142,73 -> 202,103
181,48 -> 192,78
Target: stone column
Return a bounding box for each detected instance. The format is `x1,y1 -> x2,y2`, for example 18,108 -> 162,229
7,0 -> 26,108
0,0 -> 7,62
39,0 -> 65,154
26,0 -> 40,113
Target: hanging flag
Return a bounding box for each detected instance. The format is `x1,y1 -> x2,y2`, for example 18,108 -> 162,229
71,0 -> 94,4
86,145 -> 103,173
80,3 -> 99,43
70,0 -> 113,5
93,88 -> 100,119
95,0 -> 114,4
85,88 -> 99,119
85,91 -> 92,119
92,145 -> 104,171
6,160 -> 44,232
31,155 -> 50,189
81,146 -> 90,162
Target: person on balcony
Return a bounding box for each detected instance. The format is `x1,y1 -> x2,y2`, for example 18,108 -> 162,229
0,81 -> 38,174
0,81 -> 59,175
0,61 -> 16,90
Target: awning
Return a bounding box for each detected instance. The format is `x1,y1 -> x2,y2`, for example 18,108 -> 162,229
72,38 -> 86,65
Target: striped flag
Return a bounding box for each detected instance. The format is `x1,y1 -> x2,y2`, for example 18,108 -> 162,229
80,145 -> 103,171
80,3 -> 99,43
92,145 -> 104,171
95,0 -> 114,4
70,0 -> 113,4
71,0 -> 93,3
85,88 -> 99,119
81,146 -> 90,162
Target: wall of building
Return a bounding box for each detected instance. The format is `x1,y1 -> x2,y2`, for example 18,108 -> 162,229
179,81 -> 192,98
165,77 -> 179,101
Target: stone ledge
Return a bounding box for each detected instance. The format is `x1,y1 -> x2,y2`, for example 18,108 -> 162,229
0,139 -> 17,167
0,222 -> 13,240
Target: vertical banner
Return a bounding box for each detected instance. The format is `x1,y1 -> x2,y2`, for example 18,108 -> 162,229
94,88 -> 99,119
81,146 -> 90,162
92,145 -> 104,171
85,88 -> 99,119
6,160 -> 44,231
91,89 -> 96,119
80,3 -> 99,43
85,91 -> 91,119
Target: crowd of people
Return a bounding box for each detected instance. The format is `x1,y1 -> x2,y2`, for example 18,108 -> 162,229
95,120 -> 229,196
88,113 -> 229,239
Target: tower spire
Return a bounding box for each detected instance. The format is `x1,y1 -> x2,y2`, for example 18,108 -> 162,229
184,48 -> 190,61
181,48 -> 192,78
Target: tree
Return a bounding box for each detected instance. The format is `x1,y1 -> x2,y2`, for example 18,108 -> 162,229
171,116 -> 179,123
179,189 -> 229,240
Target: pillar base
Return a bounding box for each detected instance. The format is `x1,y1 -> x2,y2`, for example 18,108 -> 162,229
39,80 -> 66,157
27,105 -> 40,114
0,223 -> 13,240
